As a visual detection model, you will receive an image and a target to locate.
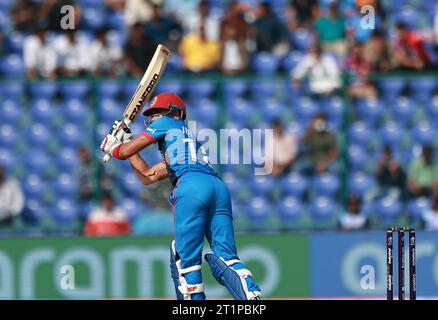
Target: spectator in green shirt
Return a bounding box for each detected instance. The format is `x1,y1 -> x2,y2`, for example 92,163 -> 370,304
314,2 -> 347,59
408,146 -> 438,198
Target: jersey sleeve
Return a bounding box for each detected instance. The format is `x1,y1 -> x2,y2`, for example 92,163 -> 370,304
142,117 -> 170,143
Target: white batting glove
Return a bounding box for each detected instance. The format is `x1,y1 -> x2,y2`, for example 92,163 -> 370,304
100,134 -> 122,158
114,123 -> 133,143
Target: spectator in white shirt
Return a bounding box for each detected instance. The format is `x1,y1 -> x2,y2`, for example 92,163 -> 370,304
88,28 -> 123,76
54,29 -> 90,77
421,196 -> 438,231
265,120 -> 298,177
0,165 -> 24,226
220,24 -> 248,75
292,44 -> 341,97
338,194 -> 369,231
184,0 -> 220,41
23,23 -> 57,79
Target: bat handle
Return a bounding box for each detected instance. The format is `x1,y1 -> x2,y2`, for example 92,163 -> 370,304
103,153 -> 111,163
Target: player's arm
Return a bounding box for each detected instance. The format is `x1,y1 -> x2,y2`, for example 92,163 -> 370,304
129,153 -> 168,185
101,128 -> 154,160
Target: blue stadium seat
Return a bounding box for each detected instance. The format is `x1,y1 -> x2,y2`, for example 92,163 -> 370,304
52,198 -> 79,225
22,199 -> 47,225
348,172 -> 375,198
156,82 -> 185,96
222,172 -> 243,195
378,79 -> 406,102
251,175 -> 275,196
411,122 -> 437,146
356,98 -> 383,127
187,81 -> 216,99
252,52 -> 279,75
167,53 -> 184,74
123,81 -> 138,99
295,97 -> 319,124
374,197 -> 402,223
251,82 -> 276,100
226,98 -> 252,126
308,196 -> 336,221
22,174 -> 46,199
379,122 -> 403,147
98,81 -> 120,99
24,150 -> 51,175
63,99 -> 88,123
29,82 -> 57,99
349,121 -> 372,146
407,197 -> 430,221
76,0 -> 104,8
1,54 -> 25,77
108,11 -> 124,31
5,32 -> 25,54
348,144 -> 368,172
426,96 -> 438,119
30,99 -> 55,123
276,196 -> 304,223
290,28 -> 313,52
244,197 -> 271,223
223,80 -> 247,99
409,78 -> 436,103
58,148 -> 80,172
281,51 -> 303,71
0,124 -> 17,148
323,96 -> 344,125
1,82 -> 24,100
192,99 -> 219,127
53,173 -> 78,198
27,123 -> 51,146
312,173 -> 340,198
99,99 -> 121,124
121,172 -> 144,198
60,81 -> 90,99
285,121 -> 305,139
120,198 -> 144,223
391,96 -> 414,125
280,172 -> 308,198
0,147 -> 14,171
59,123 -> 84,146
395,6 -> 420,29
82,7 -> 106,30
263,99 -> 286,122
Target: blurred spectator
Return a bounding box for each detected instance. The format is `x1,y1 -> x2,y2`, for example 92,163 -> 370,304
85,193 -> 130,236
89,28 -> 123,76
376,146 -> 407,199
251,1 -> 288,53
124,0 -> 154,27
23,22 -> 57,79
301,113 -> 339,175
265,120 -> 298,177
363,30 -> 393,72
77,146 -> 96,202
408,146 -> 438,198
393,21 -> 431,71
0,165 -> 24,226
11,0 -> 41,33
292,44 -> 341,97
163,0 -> 199,26
314,2 -> 347,59
420,196 -> 438,231
286,0 -> 318,31
338,194 -> 369,231
184,0 -> 220,41
106,0 -> 125,12
220,1 -> 250,42
53,29 -> 89,77
40,0 -> 81,32
124,22 -> 158,77
145,4 -> 182,52
219,24 -> 249,75
179,23 -> 220,73
141,181 -> 172,210
346,42 -> 377,100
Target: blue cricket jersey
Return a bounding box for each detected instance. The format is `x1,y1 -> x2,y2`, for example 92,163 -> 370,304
142,116 -> 217,185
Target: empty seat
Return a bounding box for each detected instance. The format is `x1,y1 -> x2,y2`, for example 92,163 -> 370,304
53,173 -> 78,197
409,78 -> 436,103
0,147 -> 15,170
244,196 -> 271,223
407,197 -> 430,221
99,99 -> 121,123
348,144 -> 368,172
224,80 -> 247,99
1,54 -> 25,77
157,82 -> 185,96
282,51 -> 304,71
379,122 -> 403,147
57,148 -> 80,171
263,99 -> 286,122
411,122 -> 436,146
356,98 -> 383,127
22,199 -> 47,225
59,123 -> 84,146
24,150 -> 51,175
187,81 -> 216,99
22,174 -> 47,199
348,172 -> 375,198
29,82 -> 57,99
60,81 -> 90,99
290,28 -> 313,52
374,197 -> 402,223
1,83 -> 24,100
349,121 -> 372,146
308,196 -> 336,221
280,172 -> 308,198
192,99 -> 219,127
97,80 -> 120,99
52,198 -> 79,225
252,52 -> 279,75
27,123 -> 51,146
378,79 -> 406,102
30,99 -> 55,123
295,97 -> 319,123
81,7 -> 106,30
251,175 -> 275,196
276,196 -> 304,223
0,124 -> 17,147
312,173 -> 340,198
121,172 -> 144,198
63,99 -> 88,123
391,96 -> 414,125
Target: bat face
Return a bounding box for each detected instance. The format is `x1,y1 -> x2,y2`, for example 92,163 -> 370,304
123,45 -> 170,125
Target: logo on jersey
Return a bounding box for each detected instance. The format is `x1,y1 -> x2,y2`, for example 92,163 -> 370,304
147,127 -> 157,133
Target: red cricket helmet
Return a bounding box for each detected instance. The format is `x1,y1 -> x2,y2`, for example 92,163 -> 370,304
143,93 -> 187,120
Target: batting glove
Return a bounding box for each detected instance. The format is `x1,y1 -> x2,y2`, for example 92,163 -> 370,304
100,134 -> 123,159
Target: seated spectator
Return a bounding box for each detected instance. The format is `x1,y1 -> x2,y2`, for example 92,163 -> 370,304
314,2 -> 347,59
286,0 -> 318,31
220,24 -> 249,75
85,193 -> 130,236
124,22 -> 158,77
376,146 -> 407,199
408,146 -> 438,198
179,23 -> 220,73
11,0 -> 41,33
220,1 -> 250,43
23,21 -> 57,79
300,113 -> 339,175
89,28 -> 123,76
145,4 -> 182,52
251,1 -> 288,53
54,29 -> 89,77
183,0 -> 220,41
77,146 -> 96,202
338,194 -> 369,231
393,21 -> 432,71
0,165 -> 24,226
292,44 -> 341,98
265,120 -> 298,177
420,195 -> 438,231
346,42 -> 377,101
364,30 -> 393,72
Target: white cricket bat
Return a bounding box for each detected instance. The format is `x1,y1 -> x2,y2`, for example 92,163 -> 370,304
103,44 -> 171,163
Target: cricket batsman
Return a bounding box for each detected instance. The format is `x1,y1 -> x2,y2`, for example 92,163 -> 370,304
100,93 -> 262,300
